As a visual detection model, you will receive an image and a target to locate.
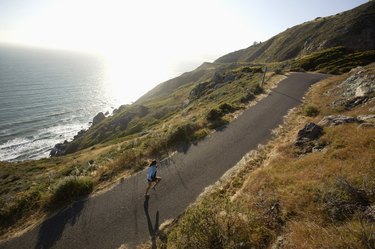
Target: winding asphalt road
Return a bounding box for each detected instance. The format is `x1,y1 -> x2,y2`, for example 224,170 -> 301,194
0,72 -> 328,249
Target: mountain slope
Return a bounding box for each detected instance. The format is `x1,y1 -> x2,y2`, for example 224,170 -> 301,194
1,2 -> 374,239
215,1 -> 375,63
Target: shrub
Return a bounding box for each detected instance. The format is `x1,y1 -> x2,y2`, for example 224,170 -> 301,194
167,197 -> 272,248
219,103 -> 237,114
166,122 -> 199,148
304,105 -> 319,117
206,109 -> 223,122
319,178 -> 371,222
0,189 -> 42,229
51,177 -> 93,206
240,93 -> 255,103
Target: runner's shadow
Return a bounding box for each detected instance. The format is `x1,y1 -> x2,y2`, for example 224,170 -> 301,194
143,196 -> 159,249
34,200 -> 86,249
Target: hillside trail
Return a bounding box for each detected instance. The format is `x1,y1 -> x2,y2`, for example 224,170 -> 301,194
0,72 -> 329,249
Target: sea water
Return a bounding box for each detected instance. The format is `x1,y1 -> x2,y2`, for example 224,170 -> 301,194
0,45 -> 120,161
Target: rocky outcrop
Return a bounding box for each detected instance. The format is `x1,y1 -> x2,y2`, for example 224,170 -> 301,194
318,115 -> 357,127
92,112 -> 106,126
190,82 -> 210,99
357,114 -> 375,122
50,141 -> 68,156
295,123 -> 323,146
317,114 -> 375,129
339,67 -> 375,98
295,123 -> 326,154
328,67 -> 375,110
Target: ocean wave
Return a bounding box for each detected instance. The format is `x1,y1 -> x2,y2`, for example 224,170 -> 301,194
0,122 -> 90,162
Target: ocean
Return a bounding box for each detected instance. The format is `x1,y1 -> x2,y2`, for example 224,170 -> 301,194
0,45 -> 121,161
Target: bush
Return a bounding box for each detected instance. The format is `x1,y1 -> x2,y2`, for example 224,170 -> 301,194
240,93 -> 255,103
51,177 -> 93,206
0,189 -> 42,229
319,178 -> 371,222
167,197 -> 272,248
206,109 -> 223,122
167,122 -> 199,147
219,103 -> 237,114
304,105 -> 319,117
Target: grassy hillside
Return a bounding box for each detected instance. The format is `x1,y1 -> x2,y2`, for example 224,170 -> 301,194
0,63 -> 273,238
157,64 -> 375,249
216,1 -> 375,63
1,1 -> 375,241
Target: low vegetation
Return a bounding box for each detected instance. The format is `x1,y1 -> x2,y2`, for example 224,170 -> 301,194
1,2 -> 375,242
291,46 -> 375,74
161,64 -> 375,249
0,62 -> 267,238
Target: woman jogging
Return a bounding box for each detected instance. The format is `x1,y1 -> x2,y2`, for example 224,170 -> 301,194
145,160 -> 162,197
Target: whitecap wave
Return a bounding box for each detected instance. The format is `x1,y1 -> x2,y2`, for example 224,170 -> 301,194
0,122 -> 91,162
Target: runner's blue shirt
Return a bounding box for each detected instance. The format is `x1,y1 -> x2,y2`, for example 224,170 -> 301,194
147,165 -> 157,180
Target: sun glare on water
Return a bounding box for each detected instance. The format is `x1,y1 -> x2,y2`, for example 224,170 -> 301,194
2,0 -> 250,105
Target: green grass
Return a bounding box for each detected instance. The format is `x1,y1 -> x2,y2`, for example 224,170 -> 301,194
304,105 -> 319,117
291,46 -> 375,74
50,177 -> 93,206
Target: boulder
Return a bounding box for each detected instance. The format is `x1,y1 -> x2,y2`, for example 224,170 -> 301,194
92,112 -> 106,126
50,142 -> 68,157
295,122 -> 323,146
318,115 -> 357,127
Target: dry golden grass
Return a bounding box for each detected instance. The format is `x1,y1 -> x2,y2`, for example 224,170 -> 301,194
165,64 -> 375,248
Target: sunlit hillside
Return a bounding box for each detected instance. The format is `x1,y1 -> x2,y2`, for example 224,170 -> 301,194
0,1 -> 374,242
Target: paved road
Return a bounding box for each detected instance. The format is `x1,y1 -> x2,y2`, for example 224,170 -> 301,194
0,72 -> 328,249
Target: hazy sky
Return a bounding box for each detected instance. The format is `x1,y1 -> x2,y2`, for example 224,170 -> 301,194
0,0 -> 368,103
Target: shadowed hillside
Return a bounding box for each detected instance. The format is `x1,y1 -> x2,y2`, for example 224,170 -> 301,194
216,1 -> 375,63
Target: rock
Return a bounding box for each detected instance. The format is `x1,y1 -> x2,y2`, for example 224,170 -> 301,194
357,114 -> 375,123
331,68 -> 375,99
73,129 -> 86,139
295,122 -> 323,146
92,112 -> 106,126
318,115 -> 357,127
50,142 -> 68,157
105,111 -> 110,116
355,86 -> 373,97
190,82 -> 210,98
344,96 -> 370,110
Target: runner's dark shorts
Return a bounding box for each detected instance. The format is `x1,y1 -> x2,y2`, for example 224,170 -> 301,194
148,173 -> 157,182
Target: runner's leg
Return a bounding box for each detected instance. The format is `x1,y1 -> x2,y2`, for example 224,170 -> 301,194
152,177 -> 162,190
145,181 -> 153,196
